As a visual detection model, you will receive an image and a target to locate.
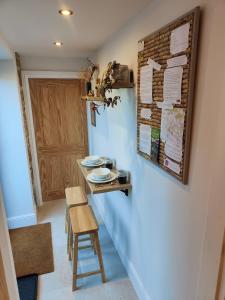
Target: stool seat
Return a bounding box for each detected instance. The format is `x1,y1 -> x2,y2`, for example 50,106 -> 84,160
68,205 -> 106,291
65,186 -> 87,207
69,206 -> 98,235
65,186 -> 88,251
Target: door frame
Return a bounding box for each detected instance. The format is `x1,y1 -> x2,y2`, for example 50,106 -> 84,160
22,71 -> 87,206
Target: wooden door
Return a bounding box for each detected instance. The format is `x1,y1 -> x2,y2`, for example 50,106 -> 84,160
29,78 -> 88,202
0,250 -> 9,300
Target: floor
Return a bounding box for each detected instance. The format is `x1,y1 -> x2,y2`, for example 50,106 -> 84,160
37,199 -> 138,300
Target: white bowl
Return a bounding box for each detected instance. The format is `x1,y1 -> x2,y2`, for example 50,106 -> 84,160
84,155 -> 100,164
91,168 -> 111,180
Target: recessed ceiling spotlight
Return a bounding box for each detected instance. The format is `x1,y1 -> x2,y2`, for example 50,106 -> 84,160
59,9 -> 73,16
54,41 -> 63,47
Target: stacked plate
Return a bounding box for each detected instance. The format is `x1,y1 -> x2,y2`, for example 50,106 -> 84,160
87,168 -> 118,184
81,155 -> 104,167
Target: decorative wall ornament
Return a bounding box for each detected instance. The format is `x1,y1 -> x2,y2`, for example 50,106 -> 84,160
82,61 -> 134,115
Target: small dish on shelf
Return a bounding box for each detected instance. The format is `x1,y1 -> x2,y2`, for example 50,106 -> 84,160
87,171 -> 118,184
85,155 -> 100,162
91,168 -> 111,180
81,158 -> 104,167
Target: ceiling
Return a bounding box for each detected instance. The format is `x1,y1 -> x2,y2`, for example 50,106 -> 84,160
0,0 -> 150,58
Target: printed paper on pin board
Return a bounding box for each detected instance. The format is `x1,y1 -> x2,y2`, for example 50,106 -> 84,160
140,65 -> 153,104
140,108 -> 152,120
140,59 -> 161,104
163,66 -> 183,105
170,23 -> 190,55
167,55 -> 187,68
160,108 -> 185,162
139,124 -> 151,156
157,102 -> 174,110
138,40 -> 144,52
164,158 -> 181,174
148,58 -> 161,71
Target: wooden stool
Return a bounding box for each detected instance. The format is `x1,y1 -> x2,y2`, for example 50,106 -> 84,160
65,186 -> 88,254
69,205 -> 106,291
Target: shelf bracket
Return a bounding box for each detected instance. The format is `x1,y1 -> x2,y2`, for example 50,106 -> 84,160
120,189 -> 129,196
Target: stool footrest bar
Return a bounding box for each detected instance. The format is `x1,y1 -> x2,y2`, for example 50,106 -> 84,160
78,244 -> 93,250
76,269 -> 101,279
78,237 -> 91,242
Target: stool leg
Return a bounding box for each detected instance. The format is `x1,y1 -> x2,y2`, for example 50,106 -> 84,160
72,234 -> 79,291
91,234 -> 96,255
68,223 -> 73,260
67,211 -> 70,254
94,232 -> 106,283
65,207 -> 68,233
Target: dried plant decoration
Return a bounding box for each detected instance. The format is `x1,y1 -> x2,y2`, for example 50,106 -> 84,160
84,60 -> 133,115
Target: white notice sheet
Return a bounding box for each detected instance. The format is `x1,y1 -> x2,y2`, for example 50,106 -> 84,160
165,142 -> 183,163
148,58 -> 161,71
140,65 -> 153,104
157,102 -> 174,110
139,124 -> 151,155
164,157 -> 181,174
140,108 -> 152,120
138,40 -> 144,52
160,108 -> 185,162
167,55 -> 187,68
140,59 -> 161,104
170,23 -> 190,55
160,109 -> 170,142
163,66 -> 183,105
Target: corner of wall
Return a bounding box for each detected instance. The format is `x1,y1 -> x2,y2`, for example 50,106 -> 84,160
7,213 -> 37,229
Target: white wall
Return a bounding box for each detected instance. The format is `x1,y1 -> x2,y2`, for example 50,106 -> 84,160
0,59 -> 36,228
218,255 -> 225,300
0,187 -> 19,300
88,0 -> 225,300
20,55 -> 90,71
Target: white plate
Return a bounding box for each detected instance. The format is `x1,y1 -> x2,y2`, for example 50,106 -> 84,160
82,159 -> 101,164
85,160 -> 101,165
90,174 -> 111,181
81,159 -> 104,167
84,155 -> 100,163
87,171 -> 118,184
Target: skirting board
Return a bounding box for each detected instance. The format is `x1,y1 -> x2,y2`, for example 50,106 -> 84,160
8,213 -> 37,229
90,197 -> 151,300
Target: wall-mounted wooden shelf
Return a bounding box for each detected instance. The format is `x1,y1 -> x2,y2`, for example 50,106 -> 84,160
81,82 -> 134,102
81,96 -> 105,102
77,159 -> 132,196
111,82 -> 134,89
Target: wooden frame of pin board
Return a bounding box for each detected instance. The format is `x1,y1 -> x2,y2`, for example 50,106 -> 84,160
137,7 -> 200,184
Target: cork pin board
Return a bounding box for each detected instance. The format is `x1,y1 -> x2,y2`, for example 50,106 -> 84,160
137,7 -> 200,184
